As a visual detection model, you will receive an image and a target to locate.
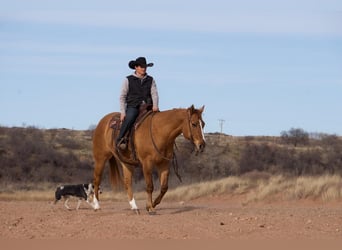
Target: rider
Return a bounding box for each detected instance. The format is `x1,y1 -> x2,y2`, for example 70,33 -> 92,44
116,57 -> 159,150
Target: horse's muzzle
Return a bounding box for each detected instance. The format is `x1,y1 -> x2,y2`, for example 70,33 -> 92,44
194,142 -> 206,154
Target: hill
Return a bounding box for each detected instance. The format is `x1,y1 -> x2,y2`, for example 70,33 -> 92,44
0,126 -> 341,191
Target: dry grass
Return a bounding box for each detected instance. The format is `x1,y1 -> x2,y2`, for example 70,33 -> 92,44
164,176 -> 251,201
242,175 -> 342,203
1,175 -> 341,203
164,175 -> 342,203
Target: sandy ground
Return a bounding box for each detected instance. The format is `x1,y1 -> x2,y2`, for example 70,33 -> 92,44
1,195 -> 342,239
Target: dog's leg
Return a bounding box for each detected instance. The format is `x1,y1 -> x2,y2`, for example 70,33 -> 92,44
64,198 -> 71,210
86,197 -> 90,203
86,197 -> 92,207
76,199 -> 82,210
86,194 -> 96,209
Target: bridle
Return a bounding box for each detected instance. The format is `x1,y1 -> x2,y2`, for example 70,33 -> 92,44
187,110 -> 195,144
149,110 -> 204,182
186,110 -> 205,153
149,110 -> 199,160
150,112 -> 182,182
149,111 -> 197,183
149,112 -> 173,162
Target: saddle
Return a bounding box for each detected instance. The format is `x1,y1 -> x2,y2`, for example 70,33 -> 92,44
109,104 -> 153,161
109,103 -> 152,130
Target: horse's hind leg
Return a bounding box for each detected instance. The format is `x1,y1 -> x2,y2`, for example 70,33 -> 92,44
153,164 -> 170,208
121,163 -> 139,213
92,155 -> 107,210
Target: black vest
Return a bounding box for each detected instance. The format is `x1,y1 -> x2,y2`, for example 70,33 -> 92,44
126,75 -> 153,108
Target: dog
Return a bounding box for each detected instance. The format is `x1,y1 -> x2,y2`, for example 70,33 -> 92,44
54,183 -> 99,210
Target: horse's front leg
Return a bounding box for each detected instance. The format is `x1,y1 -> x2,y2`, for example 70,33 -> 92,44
142,162 -> 154,214
121,163 -> 139,214
153,164 -> 170,208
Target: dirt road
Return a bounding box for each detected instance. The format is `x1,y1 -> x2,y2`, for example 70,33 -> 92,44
1,196 -> 341,239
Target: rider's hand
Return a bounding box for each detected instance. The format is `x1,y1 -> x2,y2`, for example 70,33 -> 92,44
152,106 -> 159,112
120,113 -> 126,122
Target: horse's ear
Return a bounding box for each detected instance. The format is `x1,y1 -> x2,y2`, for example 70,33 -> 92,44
188,104 -> 195,114
199,105 -> 205,114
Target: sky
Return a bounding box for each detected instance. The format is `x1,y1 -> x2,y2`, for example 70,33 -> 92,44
1,0 -> 341,136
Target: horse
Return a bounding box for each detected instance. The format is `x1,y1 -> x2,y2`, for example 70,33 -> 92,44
91,105 -> 206,214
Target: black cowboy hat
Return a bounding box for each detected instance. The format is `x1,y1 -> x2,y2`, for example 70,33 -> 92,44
128,57 -> 154,69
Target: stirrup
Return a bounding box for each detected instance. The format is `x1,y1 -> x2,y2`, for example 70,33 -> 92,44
117,139 -> 127,150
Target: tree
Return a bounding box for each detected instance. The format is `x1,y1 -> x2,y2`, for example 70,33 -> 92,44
280,128 -> 309,147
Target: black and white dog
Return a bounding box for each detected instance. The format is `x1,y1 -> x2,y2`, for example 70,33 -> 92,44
54,183 -> 99,210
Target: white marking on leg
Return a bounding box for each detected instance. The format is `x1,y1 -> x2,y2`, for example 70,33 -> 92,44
129,198 -> 138,210
92,195 -> 100,210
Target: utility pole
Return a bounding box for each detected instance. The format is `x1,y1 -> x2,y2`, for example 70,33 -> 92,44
218,119 -> 225,134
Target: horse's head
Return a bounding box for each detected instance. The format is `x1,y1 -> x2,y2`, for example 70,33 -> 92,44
183,105 -> 206,153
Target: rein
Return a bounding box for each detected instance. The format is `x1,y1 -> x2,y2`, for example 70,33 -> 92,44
150,112 -> 182,182
186,110 -> 195,144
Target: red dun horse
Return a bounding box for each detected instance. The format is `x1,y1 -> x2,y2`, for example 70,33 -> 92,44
91,105 -> 206,213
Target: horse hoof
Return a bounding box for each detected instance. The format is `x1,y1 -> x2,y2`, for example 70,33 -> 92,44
92,202 -> 100,210
148,210 -> 157,215
93,205 -> 101,211
132,209 -> 140,215
147,207 -> 156,215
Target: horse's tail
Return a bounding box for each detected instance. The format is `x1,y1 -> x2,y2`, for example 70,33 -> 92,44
109,157 -> 123,190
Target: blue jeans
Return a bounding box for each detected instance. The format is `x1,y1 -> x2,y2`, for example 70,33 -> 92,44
117,107 -> 139,143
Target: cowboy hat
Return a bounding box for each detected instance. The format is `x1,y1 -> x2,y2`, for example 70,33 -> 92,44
128,57 -> 154,69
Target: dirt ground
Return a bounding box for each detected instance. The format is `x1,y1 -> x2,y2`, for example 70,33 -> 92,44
1,195 -> 342,239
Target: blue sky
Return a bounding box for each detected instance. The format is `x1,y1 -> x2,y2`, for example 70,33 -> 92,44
1,0 -> 341,136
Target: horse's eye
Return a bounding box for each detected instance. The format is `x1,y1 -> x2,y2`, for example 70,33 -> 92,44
192,123 -> 197,128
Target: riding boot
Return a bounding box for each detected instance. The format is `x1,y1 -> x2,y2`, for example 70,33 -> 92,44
117,137 -> 128,150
